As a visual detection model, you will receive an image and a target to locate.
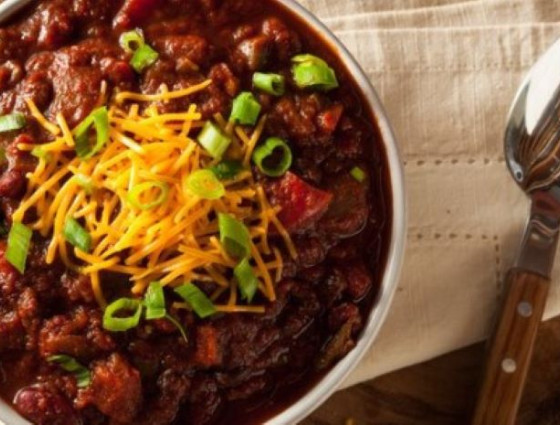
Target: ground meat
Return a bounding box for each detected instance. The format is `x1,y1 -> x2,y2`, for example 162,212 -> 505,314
0,243 -> 18,299
267,96 -> 316,142
39,307 -> 115,360
79,354 -> 142,423
59,272 -> 95,304
188,376 -> 223,425
0,60 -> 24,92
153,35 -> 213,69
15,385 -> 80,425
99,57 -> 135,89
0,311 -> 25,352
48,64 -> 103,127
232,35 -> 271,71
17,287 -> 41,349
208,63 -> 240,97
136,370 -> 191,425
72,0 -> 116,22
261,17 -> 302,61
19,2 -> 76,51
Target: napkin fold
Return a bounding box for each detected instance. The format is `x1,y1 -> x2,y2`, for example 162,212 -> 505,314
297,0 -> 560,387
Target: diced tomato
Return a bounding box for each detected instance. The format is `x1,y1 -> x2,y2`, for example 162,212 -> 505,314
113,0 -> 163,30
316,104 -> 344,135
192,325 -> 222,368
267,172 -> 333,233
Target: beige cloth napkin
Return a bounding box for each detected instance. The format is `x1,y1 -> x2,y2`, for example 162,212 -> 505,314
297,0 -> 560,387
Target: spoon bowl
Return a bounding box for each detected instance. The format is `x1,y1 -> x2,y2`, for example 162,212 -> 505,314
505,38 -> 560,192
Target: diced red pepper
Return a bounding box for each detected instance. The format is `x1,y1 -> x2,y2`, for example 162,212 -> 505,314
113,0 -> 163,30
268,172 -> 333,233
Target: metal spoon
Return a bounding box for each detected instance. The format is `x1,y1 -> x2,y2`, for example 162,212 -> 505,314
0,0 -> 34,24
473,38 -> 560,424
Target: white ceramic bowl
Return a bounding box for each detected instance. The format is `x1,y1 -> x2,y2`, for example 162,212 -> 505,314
0,1 -> 406,424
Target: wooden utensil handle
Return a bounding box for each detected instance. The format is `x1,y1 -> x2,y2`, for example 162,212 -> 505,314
472,269 -> 550,425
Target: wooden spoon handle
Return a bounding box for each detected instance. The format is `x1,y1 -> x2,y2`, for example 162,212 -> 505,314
472,269 -> 550,425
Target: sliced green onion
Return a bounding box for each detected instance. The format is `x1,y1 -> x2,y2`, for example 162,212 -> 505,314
130,44 -> 159,73
197,121 -> 232,159
292,54 -> 338,91
165,313 -> 188,343
253,73 -> 286,96
218,213 -> 251,259
127,181 -> 170,210
187,170 -> 225,200
74,107 -> 110,159
119,29 -> 145,53
141,283 -> 188,342
229,92 -> 261,126
174,283 -> 216,319
103,298 -> 143,332
63,218 -> 92,253
0,113 -> 26,133
234,258 -> 259,302
292,54 -> 329,66
31,146 -> 52,162
74,174 -> 94,194
350,166 -> 366,182
209,160 -> 244,180
144,281 -> 166,320
6,222 -> 32,274
252,137 -> 293,177
47,355 -> 91,388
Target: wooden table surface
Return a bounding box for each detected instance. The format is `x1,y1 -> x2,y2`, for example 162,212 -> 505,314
304,316 -> 560,425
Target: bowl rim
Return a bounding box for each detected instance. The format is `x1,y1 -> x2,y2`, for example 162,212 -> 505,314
0,1 -> 406,424
266,1 -> 407,424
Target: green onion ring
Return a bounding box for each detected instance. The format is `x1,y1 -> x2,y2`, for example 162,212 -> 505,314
253,73 -> 286,96
252,137 -> 293,177
103,298 -> 143,332
119,29 -> 145,53
187,169 -> 225,200
127,181 -> 170,210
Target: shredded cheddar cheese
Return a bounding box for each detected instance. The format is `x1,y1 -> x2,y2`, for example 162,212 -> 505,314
15,80 -> 297,313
